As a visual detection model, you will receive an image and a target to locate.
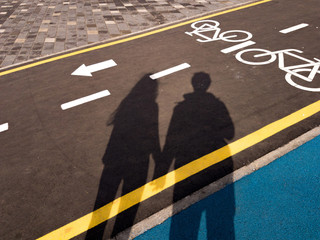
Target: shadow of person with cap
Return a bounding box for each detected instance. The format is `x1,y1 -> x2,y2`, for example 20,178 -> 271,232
85,74 -> 161,239
155,72 -> 235,239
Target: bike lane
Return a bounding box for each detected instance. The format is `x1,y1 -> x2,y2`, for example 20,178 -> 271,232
0,0 -> 320,239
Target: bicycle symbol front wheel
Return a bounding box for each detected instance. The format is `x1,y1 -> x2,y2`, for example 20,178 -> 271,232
236,48 -> 277,65
219,30 -> 253,42
285,68 -> 320,92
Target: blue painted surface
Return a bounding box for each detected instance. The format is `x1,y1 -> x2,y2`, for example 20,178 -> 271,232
135,135 -> 320,240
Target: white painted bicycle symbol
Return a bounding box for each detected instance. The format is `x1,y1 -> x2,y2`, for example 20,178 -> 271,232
185,20 -> 253,43
236,49 -> 320,92
186,20 -> 320,92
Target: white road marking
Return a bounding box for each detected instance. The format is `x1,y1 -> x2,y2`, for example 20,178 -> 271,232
61,90 -> 111,110
0,123 -> 9,132
221,40 -> 256,54
150,63 -> 191,79
71,59 -> 117,77
280,23 -> 309,34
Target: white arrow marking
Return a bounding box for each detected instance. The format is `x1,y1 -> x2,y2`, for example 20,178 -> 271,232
61,90 -> 111,110
0,123 -> 9,133
71,59 -> 117,77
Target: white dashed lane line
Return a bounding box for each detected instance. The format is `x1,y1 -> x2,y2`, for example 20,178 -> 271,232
280,23 -> 309,34
150,63 -> 191,80
0,123 -> 9,133
221,40 -> 256,54
61,90 -> 111,110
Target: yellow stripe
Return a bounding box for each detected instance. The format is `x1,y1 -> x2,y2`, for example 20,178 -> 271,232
0,0 -> 272,77
38,100 -> 320,240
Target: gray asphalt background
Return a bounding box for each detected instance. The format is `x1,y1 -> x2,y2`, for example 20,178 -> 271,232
1,0 -> 320,239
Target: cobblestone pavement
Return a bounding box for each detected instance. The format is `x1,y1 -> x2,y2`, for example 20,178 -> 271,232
0,0 -> 252,68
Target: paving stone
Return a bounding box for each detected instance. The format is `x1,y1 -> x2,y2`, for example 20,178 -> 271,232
14,55 -> 28,63
88,34 -> 99,43
76,39 -> 88,47
2,54 -> 16,65
14,38 -> 25,43
45,38 -> 56,43
53,41 -> 65,52
65,42 -> 77,49
106,24 -> 120,36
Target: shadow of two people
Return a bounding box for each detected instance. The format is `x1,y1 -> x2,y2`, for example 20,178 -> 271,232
85,72 -> 235,240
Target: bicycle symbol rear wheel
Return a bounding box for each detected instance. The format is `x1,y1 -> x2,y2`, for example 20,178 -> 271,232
285,68 -> 320,92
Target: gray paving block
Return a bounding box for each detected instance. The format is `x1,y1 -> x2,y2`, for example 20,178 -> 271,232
106,24 -> 120,35
87,34 -> 99,43
1,54 -> 16,66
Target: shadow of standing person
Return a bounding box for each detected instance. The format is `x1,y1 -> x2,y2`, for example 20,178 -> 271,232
156,72 -> 235,239
85,74 -> 161,239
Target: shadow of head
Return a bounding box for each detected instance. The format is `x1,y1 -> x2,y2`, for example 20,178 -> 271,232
108,73 -> 158,125
191,72 -> 211,93
129,73 -> 158,101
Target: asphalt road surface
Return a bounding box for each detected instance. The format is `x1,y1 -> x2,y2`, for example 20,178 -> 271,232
1,0 -> 320,239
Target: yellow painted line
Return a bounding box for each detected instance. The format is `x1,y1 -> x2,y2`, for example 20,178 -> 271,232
38,99 -> 320,240
0,0 -> 272,77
